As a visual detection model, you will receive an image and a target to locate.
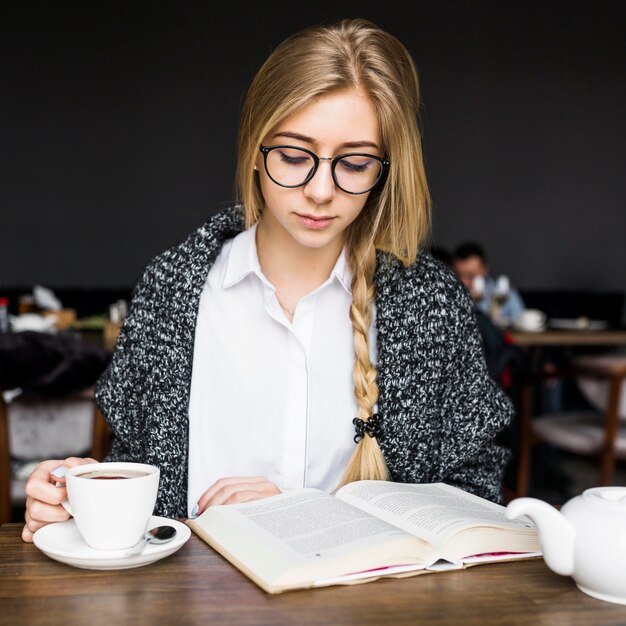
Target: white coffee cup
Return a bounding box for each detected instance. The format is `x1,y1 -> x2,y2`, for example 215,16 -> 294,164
515,309 -> 547,332
62,462 -> 160,551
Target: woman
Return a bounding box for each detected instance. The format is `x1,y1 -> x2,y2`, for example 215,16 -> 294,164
23,18 -> 512,542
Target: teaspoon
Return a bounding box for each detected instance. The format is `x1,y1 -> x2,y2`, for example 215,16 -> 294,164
125,525 -> 177,557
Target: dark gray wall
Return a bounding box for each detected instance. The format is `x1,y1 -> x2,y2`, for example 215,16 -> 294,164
1,1 -> 624,292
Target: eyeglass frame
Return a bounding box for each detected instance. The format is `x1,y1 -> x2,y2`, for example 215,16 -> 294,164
259,144 -> 390,196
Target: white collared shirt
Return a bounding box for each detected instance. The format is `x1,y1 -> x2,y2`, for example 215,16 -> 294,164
187,224 -> 376,516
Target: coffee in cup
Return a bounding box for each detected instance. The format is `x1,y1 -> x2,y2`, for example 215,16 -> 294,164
63,462 -> 159,551
78,469 -> 150,480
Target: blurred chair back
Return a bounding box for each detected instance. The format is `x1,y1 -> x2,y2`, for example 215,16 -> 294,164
0,390 -> 111,523
517,355 -> 626,495
576,355 -> 626,419
0,330 -> 112,521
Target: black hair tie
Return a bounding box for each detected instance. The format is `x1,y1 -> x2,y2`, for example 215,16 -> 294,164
352,413 -> 383,444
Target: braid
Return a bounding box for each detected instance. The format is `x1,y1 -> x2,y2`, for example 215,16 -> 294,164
338,237 -> 390,487
350,241 -> 378,419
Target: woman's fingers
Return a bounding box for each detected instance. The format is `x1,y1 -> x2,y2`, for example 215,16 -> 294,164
25,457 -> 96,503
207,481 -> 279,507
22,521 -> 35,543
222,485 -> 281,506
197,477 -> 280,513
25,460 -> 68,504
63,456 -> 98,468
197,476 -> 265,511
26,496 -> 71,524
23,498 -> 70,540
22,457 -> 98,543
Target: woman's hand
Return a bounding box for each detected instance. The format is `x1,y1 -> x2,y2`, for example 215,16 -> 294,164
195,476 -> 281,515
22,457 -> 97,542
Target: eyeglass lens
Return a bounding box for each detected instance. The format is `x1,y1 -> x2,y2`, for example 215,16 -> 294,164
265,147 -> 383,194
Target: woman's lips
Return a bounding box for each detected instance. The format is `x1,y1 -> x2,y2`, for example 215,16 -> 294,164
295,213 -> 336,230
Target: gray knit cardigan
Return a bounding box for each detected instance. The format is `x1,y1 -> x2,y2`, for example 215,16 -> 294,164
95,205 -> 513,517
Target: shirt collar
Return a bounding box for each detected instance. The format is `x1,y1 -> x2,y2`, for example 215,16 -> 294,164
222,222 -> 352,295
330,248 -> 352,294
222,222 -> 265,289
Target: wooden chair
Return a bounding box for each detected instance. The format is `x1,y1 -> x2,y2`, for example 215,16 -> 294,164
0,390 -> 111,523
516,355 -> 626,497
0,392 -> 10,523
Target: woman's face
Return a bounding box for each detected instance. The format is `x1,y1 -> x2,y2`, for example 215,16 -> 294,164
255,88 -> 382,256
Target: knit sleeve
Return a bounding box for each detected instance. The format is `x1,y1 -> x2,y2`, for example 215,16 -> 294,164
95,253 -> 164,463
436,286 -> 514,503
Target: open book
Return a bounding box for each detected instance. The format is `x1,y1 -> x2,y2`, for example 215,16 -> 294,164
187,481 -> 541,593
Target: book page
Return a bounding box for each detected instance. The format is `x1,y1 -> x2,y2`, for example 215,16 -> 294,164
189,489 -> 436,591
336,481 -> 534,549
221,490 -> 408,559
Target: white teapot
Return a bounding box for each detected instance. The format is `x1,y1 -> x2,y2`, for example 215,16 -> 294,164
506,487 -> 626,605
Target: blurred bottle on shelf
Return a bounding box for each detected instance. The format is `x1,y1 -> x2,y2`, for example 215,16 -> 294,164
0,297 -> 10,333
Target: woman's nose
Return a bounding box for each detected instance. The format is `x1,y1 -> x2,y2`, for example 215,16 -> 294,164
303,161 -> 335,204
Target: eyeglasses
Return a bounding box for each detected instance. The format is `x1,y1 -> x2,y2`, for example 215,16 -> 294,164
259,145 -> 390,195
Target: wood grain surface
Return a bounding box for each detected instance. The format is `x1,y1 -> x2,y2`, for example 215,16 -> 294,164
3,523 -> 626,625
508,330 -> 626,348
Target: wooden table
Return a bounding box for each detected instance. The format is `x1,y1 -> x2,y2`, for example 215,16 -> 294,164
2,524 -> 626,625
508,329 -> 626,348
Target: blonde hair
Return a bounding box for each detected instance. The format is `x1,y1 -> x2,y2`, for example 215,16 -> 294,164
236,18 -> 431,487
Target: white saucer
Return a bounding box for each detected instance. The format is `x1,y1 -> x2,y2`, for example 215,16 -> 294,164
33,515 -> 191,570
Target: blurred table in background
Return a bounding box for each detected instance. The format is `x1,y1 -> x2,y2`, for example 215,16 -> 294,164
509,329 -> 626,348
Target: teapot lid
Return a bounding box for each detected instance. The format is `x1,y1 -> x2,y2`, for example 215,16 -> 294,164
582,486 -> 626,507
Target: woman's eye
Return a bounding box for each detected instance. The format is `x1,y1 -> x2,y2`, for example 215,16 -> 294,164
339,158 -> 371,173
278,151 -> 310,165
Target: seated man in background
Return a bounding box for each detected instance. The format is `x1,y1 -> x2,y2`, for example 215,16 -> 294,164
452,242 -> 525,326
430,244 -> 522,386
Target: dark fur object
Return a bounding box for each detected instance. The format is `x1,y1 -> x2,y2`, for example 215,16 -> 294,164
0,331 -> 110,396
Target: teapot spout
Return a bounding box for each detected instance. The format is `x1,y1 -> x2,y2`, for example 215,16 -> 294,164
506,497 -> 575,576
